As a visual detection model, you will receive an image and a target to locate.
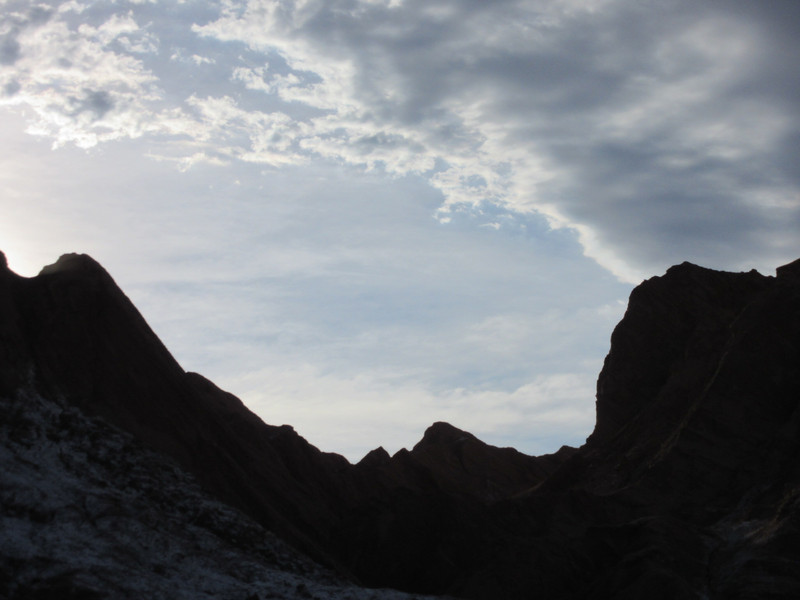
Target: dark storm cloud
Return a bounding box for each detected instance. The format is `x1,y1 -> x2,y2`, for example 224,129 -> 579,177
196,0 -> 800,277
66,90 -> 115,119
0,35 -> 21,65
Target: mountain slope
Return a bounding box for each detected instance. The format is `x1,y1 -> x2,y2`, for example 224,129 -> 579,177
0,384 -> 444,600
0,252 -> 354,570
2,251 -> 800,598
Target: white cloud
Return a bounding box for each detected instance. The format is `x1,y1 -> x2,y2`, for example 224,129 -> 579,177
7,1 -> 796,281
190,54 -> 213,64
0,8 -> 165,147
231,362 -> 596,461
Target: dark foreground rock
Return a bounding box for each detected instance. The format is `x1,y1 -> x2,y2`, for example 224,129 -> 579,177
2,251 -> 800,599
0,385 -> 444,600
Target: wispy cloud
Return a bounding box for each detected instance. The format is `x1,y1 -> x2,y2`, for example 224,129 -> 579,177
4,1 -> 797,280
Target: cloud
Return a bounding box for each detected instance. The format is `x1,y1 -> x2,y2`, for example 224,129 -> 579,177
192,0 -> 800,279
0,3 -> 166,147
0,34 -> 21,65
6,1 -> 797,281
230,362 -> 597,462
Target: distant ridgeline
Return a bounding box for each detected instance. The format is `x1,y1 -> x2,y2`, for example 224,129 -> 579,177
2,250 -> 800,599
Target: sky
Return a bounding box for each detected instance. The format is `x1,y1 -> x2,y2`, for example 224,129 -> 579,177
1,0 -> 798,462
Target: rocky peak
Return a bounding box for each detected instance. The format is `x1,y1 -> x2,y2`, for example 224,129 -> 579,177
357,446 -> 391,468
777,256 -> 800,281
413,421 -> 476,450
38,252 -> 104,276
588,261 -> 771,446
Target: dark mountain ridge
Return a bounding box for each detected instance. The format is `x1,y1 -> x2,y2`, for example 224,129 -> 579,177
2,250 -> 800,598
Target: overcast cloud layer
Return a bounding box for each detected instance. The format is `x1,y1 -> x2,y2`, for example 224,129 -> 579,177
1,0 -> 798,460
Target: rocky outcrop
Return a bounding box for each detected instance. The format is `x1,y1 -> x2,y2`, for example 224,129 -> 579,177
521,259 -> 800,598
3,250 -> 800,599
0,382 -> 444,600
581,259 -> 800,510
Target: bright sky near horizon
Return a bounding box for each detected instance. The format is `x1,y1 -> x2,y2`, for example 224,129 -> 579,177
1,0 -> 798,461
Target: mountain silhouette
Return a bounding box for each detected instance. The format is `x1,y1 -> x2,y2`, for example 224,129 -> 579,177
2,251 -> 800,598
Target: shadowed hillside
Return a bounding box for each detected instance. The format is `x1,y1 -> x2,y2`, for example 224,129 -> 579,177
2,250 -> 800,598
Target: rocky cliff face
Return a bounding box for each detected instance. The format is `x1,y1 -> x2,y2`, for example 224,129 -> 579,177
525,258 -> 800,598
2,251 -> 800,599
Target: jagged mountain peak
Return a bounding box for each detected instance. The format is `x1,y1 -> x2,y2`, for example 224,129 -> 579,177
414,421 -> 477,449
777,256 -> 800,280
38,252 -> 105,276
357,446 -> 391,467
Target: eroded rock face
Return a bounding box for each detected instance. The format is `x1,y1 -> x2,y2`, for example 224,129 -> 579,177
584,260 -> 800,506
535,259 -> 800,598
2,251 -> 800,599
590,262 -> 772,447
